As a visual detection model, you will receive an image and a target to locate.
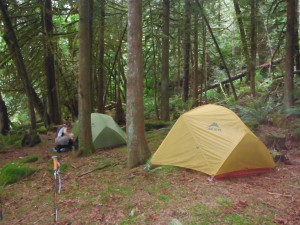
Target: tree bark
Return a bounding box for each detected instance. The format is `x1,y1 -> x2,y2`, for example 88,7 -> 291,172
160,0 -> 170,121
77,0 -> 95,156
233,0 -> 251,81
294,0 -> 300,70
193,11 -> 199,107
182,0 -> 191,102
126,0 -> 151,168
250,0 -> 257,97
284,0 -> 296,108
97,0 -> 105,113
0,93 -> 10,135
40,0 -> 61,125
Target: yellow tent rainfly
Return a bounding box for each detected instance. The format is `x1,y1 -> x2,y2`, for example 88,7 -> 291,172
151,104 -> 275,179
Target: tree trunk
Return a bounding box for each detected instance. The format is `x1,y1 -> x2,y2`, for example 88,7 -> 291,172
160,0 -> 170,121
233,0 -> 251,81
115,56 -> 125,124
0,93 -> 10,135
193,12 -> 199,107
0,0 -> 37,132
77,0 -> 95,156
97,0 -> 105,113
126,0 -> 151,168
294,0 -> 300,70
200,21 -> 207,105
40,0 -> 61,125
196,0 -> 238,101
148,1 -> 160,120
182,0 -> 191,102
284,0 -> 296,109
250,0 -> 257,97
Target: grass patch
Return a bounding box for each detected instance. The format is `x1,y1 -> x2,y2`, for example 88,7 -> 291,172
225,213 -> 252,225
216,197 -> 232,207
18,156 -> 38,163
0,133 -> 23,149
189,203 -> 221,224
99,184 -> 132,204
0,162 -> 36,186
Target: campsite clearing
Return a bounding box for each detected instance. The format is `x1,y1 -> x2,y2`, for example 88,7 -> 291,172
0,129 -> 300,225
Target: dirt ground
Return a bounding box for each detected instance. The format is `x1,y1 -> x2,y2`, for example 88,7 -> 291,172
0,132 -> 300,225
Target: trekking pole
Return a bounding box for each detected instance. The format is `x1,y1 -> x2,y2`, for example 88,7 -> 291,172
52,156 -> 61,225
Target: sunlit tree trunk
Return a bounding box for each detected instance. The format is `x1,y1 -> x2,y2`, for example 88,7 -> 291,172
126,0 -> 151,168
77,0 -> 95,156
160,0 -> 170,121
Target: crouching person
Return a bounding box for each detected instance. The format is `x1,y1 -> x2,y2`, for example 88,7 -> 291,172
52,120 -> 74,153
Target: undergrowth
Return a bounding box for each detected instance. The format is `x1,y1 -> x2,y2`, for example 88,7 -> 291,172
0,162 -> 36,186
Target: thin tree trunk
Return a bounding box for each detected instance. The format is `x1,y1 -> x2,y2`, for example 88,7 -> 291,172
250,0 -> 257,97
160,0 -> 170,121
77,0 -> 95,156
148,1 -> 160,120
284,0 -> 296,108
233,0 -> 251,81
40,0 -> 61,125
200,18 -> 207,105
196,0 -> 238,101
97,0 -> 105,113
193,12 -> 199,107
126,0 -> 151,168
294,0 -> 300,70
182,0 -> 191,102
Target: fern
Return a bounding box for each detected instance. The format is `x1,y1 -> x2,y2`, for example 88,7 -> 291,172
234,97 -> 280,127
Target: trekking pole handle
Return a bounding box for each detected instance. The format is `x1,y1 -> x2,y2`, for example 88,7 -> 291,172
52,156 -> 59,170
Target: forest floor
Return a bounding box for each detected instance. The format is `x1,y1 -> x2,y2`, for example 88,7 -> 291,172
0,128 -> 300,225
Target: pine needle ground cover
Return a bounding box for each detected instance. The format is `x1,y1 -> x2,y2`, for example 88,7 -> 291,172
0,131 -> 299,225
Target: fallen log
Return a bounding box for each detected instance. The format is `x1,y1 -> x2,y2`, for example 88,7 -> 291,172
199,58 -> 283,93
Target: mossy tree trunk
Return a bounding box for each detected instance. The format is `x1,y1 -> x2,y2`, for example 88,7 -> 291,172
126,0 -> 151,168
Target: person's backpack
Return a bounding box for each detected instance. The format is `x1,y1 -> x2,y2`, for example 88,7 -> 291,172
55,125 -> 66,138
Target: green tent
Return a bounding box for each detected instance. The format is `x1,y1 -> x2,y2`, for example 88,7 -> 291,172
73,113 -> 127,150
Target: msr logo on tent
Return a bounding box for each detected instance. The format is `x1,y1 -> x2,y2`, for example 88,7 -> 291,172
208,122 -> 221,131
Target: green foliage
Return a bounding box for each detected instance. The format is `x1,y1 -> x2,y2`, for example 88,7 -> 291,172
0,133 -> 23,149
232,97 -> 280,128
18,156 -> 38,164
36,125 -> 47,134
0,162 -> 36,186
170,95 -> 193,119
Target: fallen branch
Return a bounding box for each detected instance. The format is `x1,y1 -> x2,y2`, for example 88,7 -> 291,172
267,192 -> 292,198
198,58 -> 283,94
77,163 -> 119,177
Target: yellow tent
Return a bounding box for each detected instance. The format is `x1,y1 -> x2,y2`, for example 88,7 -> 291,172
151,104 -> 275,179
